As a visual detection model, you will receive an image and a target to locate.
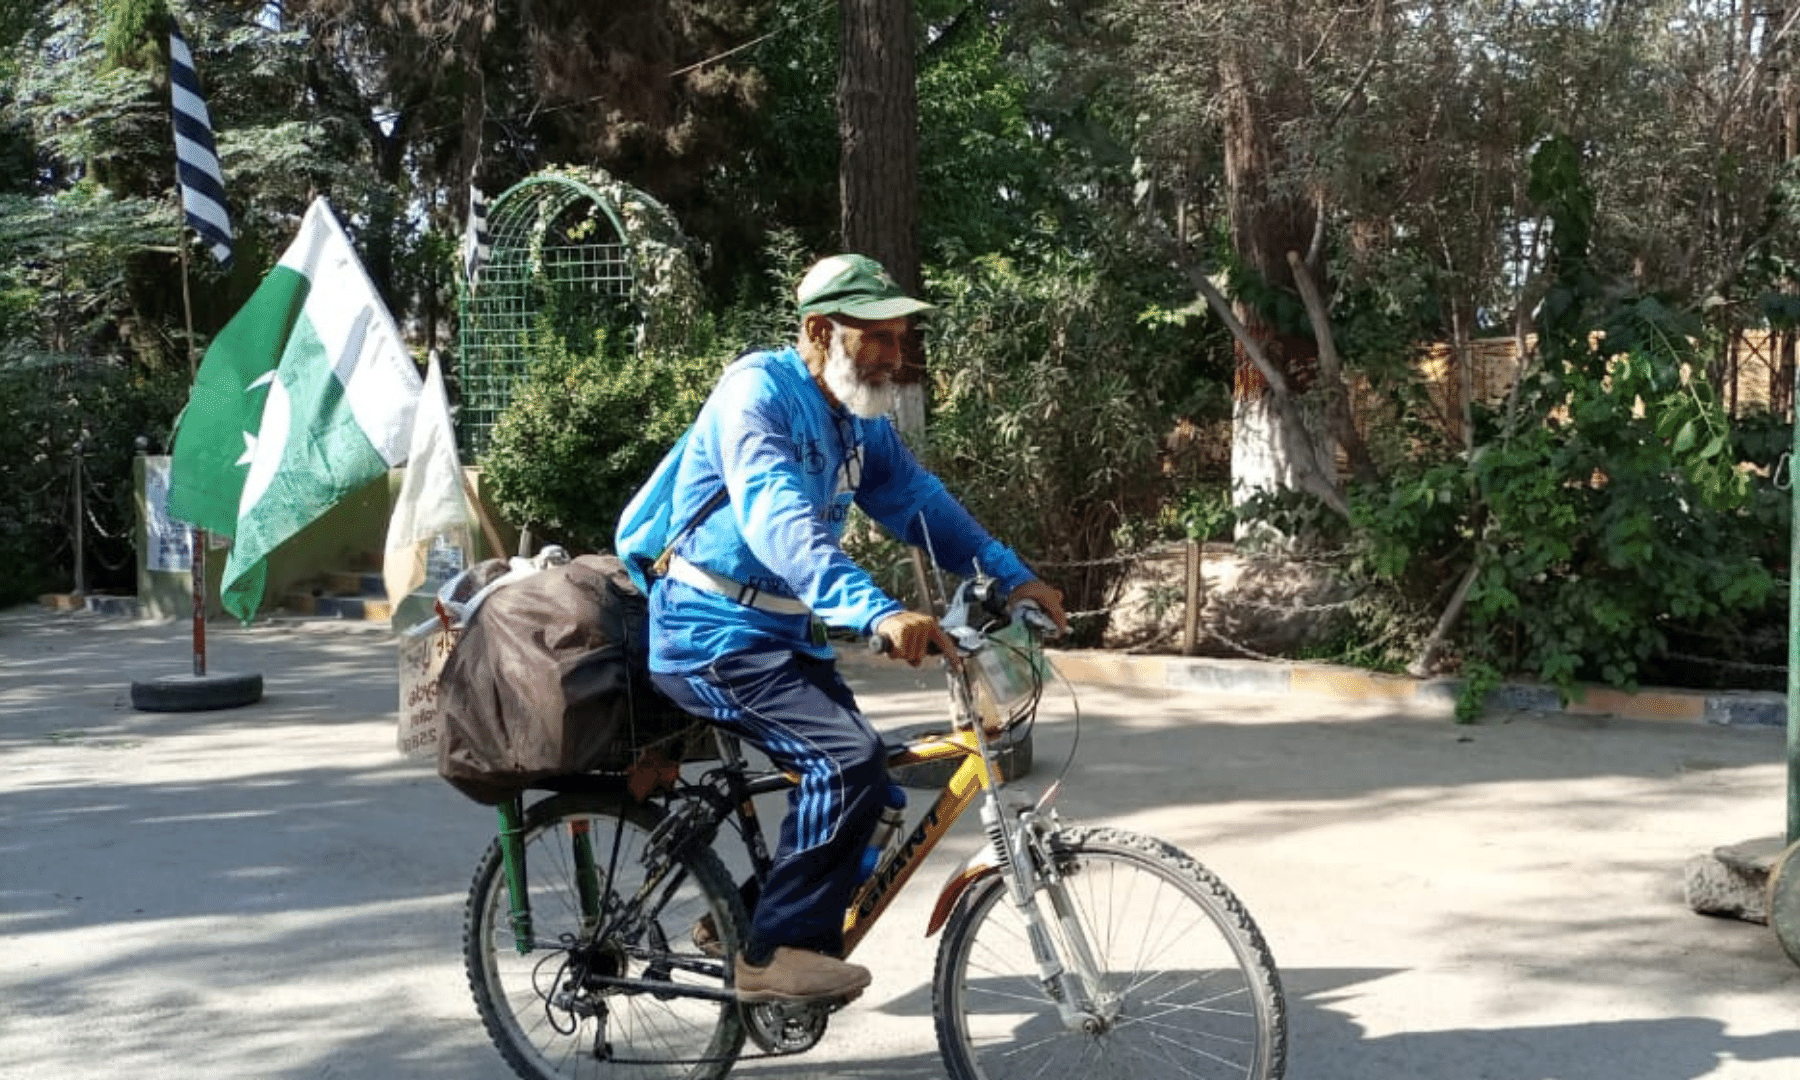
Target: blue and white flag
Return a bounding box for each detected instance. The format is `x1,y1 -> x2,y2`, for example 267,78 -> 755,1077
169,19 -> 233,267
463,185 -> 490,288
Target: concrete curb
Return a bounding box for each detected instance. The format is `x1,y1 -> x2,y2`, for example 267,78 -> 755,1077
1046,649 -> 1787,728
37,593 -> 142,618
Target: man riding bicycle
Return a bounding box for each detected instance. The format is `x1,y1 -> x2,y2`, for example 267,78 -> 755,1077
629,253 -> 1067,1004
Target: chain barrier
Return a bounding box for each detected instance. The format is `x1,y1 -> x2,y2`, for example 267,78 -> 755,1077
1231,546 -> 1359,568
56,446 -> 135,576
1206,590 -> 1367,616
1033,549 -> 1164,571
1206,604 -> 1419,668
1201,625 -> 1294,665
1664,624 -> 1787,645
82,511 -> 134,572
1032,543 -> 1358,573
1662,651 -> 1787,674
84,498 -> 122,541
19,472 -> 64,502
1032,543 -> 1774,681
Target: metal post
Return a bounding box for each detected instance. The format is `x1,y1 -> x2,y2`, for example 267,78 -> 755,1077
191,527 -> 207,676
178,206 -> 208,677
1789,356 -> 1800,844
71,439 -> 85,596
173,207 -> 210,676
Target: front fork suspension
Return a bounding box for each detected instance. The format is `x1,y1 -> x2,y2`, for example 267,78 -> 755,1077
986,801 -> 1108,1031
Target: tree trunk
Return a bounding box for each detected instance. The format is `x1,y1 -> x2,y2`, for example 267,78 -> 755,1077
1287,250 -> 1379,485
838,0 -> 925,433
1220,56 -> 1338,514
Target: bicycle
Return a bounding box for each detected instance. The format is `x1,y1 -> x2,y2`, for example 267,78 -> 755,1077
459,568 -> 1288,1080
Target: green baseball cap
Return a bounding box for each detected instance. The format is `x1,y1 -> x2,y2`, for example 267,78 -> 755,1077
796,254 -> 935,320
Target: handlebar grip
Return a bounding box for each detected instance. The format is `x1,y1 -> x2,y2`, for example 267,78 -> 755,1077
867,632 -> 942,656
1015,601 -> 1061,638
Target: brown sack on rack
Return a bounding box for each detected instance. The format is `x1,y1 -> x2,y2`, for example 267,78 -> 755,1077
435,554 -> 702,805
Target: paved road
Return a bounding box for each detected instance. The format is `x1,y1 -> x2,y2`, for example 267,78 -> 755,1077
3,606 -> 1797,1080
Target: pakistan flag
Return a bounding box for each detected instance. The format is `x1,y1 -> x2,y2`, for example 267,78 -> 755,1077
168,198 -> 422,622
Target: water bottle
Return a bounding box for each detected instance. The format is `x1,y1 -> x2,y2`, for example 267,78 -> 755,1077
859,783 -> 908,881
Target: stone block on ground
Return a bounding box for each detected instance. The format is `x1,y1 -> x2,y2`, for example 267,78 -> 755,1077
1684,835 -> 1784,923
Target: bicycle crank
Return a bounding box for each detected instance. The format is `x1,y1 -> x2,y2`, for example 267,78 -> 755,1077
742,997 -> 836,1053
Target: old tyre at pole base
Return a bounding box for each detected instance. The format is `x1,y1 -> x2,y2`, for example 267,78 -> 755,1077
1766,839 -> 1800,967
129,672 -> 263,712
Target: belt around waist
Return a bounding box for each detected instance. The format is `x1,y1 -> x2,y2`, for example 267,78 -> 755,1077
665,556 -> 812,616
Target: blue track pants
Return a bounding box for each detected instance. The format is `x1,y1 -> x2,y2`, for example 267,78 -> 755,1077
652,649 -> 886,958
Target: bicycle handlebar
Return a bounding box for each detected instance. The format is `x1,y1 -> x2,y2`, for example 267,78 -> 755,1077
867,600 -> 1060,657
866,632 -> 943,656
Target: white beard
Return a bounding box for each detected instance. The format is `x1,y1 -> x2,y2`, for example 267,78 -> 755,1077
823,325 -> 898,419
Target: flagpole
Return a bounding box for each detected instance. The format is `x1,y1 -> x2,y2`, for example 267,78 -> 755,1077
177,199 -> 207,678
128,15 -> 260,713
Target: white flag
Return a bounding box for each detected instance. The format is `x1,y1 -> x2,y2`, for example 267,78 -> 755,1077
383,350 -> 474,608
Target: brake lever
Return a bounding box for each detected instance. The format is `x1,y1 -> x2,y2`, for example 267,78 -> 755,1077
1012,600 -> 1061,639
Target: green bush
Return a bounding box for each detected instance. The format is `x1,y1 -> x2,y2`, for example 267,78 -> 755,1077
1348,138 -> 1779,709
923,253 -> 1224,629
478,320 -> 727,553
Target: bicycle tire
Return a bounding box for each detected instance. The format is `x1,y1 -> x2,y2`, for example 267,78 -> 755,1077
464,791 -> 749,1080
933,825 -> 1287,1080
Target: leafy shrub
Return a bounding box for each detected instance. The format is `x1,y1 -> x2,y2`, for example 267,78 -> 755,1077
923,253 -> 1224,630
478,319 -> 729,554
1454,300 -> 1776,700
1348,137 -> 1779,710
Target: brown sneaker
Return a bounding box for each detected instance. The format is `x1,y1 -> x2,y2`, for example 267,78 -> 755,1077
735,947 -> 872,1003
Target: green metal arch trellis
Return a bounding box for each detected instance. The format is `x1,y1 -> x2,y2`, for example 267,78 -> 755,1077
455,166 -> 700,458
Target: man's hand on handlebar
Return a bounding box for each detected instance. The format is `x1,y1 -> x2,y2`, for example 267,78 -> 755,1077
875,610 -> 960,669
1006,579 -> 1069,635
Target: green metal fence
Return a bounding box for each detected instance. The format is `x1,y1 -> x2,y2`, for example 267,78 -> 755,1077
456,174 -> 636,459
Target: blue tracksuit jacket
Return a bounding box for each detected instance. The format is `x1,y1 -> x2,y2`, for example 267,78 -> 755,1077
649,346 -> 1031,674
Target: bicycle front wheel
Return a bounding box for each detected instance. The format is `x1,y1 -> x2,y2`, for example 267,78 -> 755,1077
464,791 -> 748,1080
934,825 -> 1286,1080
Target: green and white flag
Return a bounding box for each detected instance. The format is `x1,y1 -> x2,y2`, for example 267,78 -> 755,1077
168,198 -> 422,621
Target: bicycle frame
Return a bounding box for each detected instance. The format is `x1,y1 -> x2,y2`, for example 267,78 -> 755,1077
861,723 -> 1112,1033
487,637 -> 1111,1032
484,725 -> 998,960
843,726 -> 996,953
726,690 -> 1110,1032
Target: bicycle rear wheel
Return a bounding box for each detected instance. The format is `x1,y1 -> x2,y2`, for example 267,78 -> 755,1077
464,791 -> 748,1080
933,825 -> 1286,1080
